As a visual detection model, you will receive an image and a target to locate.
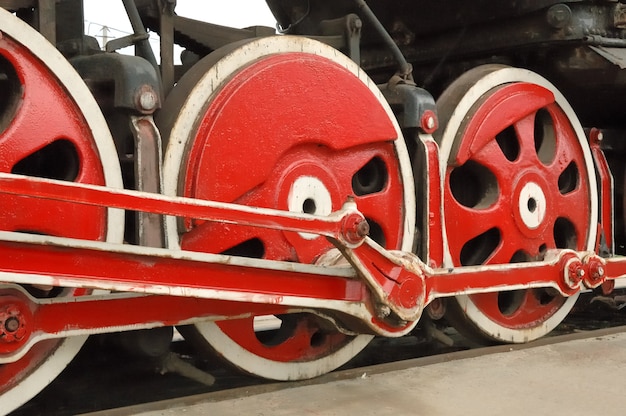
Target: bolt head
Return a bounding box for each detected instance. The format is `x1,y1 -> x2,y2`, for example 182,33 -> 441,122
356,220 -> 370,237
139,90 -> 158,111
4,317 -> 19,333
426,116 -> 435,130
420,110 -> 438,133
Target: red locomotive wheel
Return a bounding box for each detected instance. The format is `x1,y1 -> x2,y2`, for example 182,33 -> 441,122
160,37 -> 415,380
436,65 -> 597,343
0,9 -> 124,413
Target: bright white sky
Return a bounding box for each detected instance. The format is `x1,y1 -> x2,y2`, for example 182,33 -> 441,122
83,1 -> 277,60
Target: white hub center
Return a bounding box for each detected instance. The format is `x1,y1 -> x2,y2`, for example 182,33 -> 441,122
288,176 -> 332,240
518,182 -> 546,229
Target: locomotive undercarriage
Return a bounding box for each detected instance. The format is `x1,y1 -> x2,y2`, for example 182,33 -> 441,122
2,0 -> 626,412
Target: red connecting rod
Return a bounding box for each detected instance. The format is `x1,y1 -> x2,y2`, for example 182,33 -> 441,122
0,172 -> 623,363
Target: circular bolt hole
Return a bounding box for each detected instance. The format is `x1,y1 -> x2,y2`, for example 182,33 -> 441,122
302,198 -> 316,215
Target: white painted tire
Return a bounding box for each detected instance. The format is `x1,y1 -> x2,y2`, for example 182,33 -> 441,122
437,65 -> 597,343
161,36 -> 415,380
0,8 -> 123,414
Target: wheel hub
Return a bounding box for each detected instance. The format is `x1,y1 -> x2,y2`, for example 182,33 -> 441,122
161,36 -> 414,379
515,178 -> 548,234
436,65 -> 597,343
285,173 -> 333,241
0,9 -> 123,414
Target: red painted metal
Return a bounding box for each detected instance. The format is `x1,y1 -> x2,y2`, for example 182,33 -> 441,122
0,30 -> 111,399
0,31 -> 621,368
422,136 -> 444,267
0,287 -> 289,359
0,34 -> 107,239
0,173 -> 365,246
0,296 -> 30,350
180,53 -> 406,261
452,83 -> 554,166
583,254 -> 606,289
0,236 -> 366,304
176,52 -> 410,363
443,81 -> 593,329
1,234 -> 621,359
427,250 -> 584,298
420,110 -> 438,134
338,241 -> 426,321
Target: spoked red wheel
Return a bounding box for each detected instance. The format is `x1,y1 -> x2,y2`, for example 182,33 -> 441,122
161,37 -> 415,379
0,9 -> 123,413
436,65 -> 597,343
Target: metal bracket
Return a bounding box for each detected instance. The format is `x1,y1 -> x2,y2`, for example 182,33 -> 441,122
319,14 -> 362,64
130,115 -> 165,248
71,53 -> 161,113
379,83 -> 438,133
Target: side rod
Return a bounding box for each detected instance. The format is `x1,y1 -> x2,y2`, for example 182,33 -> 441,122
0,173 -> 367,247
0,171 -> 623,356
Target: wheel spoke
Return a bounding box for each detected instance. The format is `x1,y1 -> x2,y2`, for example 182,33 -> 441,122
549,106 -> 583,167
487,241 -> 523,265
445,202 -> 504,265
465,138 -> 513,180
438,65 -> 595,343
0,39 -> 92,173
513,113 -> 541,165
0,10 -> 123,414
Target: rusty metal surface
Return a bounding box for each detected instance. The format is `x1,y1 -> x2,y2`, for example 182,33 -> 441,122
131,115 -> 165,248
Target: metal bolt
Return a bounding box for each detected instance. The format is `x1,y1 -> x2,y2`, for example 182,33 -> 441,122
0,303 -> 27,343
350,17 -> 363,31
565,260 -> 585,289
4,317 -> 19,333
139,90 -> 158,112
356,220 -> 370,238
546,4 -> 572,29
420,110 -> 438,133
342,213 -> 368,245
425,115 -> 435,130
590,264 -> 605,281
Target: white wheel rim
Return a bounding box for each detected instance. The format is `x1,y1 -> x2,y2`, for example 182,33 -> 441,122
162,36 -> 414,379
438,66 -> 597,343
0,8 -> 123,413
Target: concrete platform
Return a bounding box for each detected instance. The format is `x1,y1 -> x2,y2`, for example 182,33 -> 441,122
127,327 -> 626,416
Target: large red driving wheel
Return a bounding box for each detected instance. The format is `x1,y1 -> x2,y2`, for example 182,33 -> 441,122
161,36 -> 415,380
0,9 -> 123,413
436,65 -> 597,343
